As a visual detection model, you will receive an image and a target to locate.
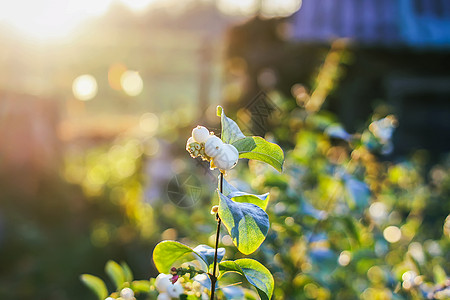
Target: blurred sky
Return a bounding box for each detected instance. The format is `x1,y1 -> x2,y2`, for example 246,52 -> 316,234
0,0 -> 301,41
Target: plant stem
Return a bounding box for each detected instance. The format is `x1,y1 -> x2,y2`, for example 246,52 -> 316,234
210,172 -> 223,300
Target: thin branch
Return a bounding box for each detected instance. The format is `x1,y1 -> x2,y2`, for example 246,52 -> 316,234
210,172 -> 223,300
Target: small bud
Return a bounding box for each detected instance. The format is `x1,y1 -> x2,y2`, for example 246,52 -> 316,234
186,136 -> 195,146
170,274 -> 179,284
210,205 -> 219,214
120,287 -> 134,300
170,267 -> 177,275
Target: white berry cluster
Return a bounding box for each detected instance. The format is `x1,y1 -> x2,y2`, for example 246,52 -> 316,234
154,273 -> 209,299
186,126 -> 239,171
155,274 -> 184,300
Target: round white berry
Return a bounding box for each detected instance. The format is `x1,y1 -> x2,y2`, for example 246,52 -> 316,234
192,126 -> 210,143
120,287 -> 134,300
213,144 -> 239,170
204,135 -> 223,157
155,274 -> 172,293
226,143 -> 239,158
166,282 -> 184,298
156,293 -> 171,300
186,136 -> 195,146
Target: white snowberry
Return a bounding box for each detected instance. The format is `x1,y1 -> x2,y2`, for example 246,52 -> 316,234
120,287 -> 134,300
192,126 -> 210,143
213,144 -> 239,170
166,282 -> 184,298
155,274 -> 172,293
156,293 -> 171,300
186,136 -> 195,146
226,143 -> 239,158
204,135 -> 224,157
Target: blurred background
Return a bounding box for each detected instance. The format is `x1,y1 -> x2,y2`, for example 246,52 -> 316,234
0,0 -> 449,299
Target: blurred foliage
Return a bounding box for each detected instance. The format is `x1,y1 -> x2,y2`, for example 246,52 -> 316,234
80,93 -> 449,299
1,40 -> 449,300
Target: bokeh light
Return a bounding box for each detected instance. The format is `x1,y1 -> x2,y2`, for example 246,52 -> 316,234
143,138 -> 160,157
369,201 -> 388,223
217,0 -> 259,16
121,71 -> 144,96
108,63 -> 128,91
139,113 -> 159,136
338,251 -> 351,266
119,0 -> 155,12
72,74 -> 98,101
261,0 -> 302,17
383,226 -> 402,243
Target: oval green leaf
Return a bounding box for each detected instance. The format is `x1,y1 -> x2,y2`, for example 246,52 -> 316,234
121,261 -> 133,283
218,191 -> 269,255
219,259 -> 274,300
222,178 -> 269,211
232,136 -> 284,172
153,241 -> 225,273
193,244 -> 225,267
105,260 -> 125,290
80,274 -> 108,300
217,105 -> 246,144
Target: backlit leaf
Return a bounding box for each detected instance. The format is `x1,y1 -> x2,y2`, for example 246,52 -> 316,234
232,136 -> 284,172
217,106 -> 245,144
80,274 -> 108,300
218,191 -> 269,255
222,178 -> 269,211
219,259 -> 274,300
105,260 -> 125,290
153,241 -> 225,273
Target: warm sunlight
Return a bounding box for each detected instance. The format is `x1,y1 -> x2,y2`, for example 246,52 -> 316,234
0,0 -> 113,40
119,0 -> 156,12
0,0 -> 158,41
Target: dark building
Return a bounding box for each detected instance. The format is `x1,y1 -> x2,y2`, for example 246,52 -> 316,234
225,0 -> 450,157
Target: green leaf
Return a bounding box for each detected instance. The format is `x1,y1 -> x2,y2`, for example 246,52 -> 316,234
105,260 -> 125,290
218,191 -> 269,255
222,178 -> 269,211
217,105 -> 246,144
232,137 -> 284,172
153,241 -> 196,273
153,241 -> 225,273
121,261 -> 133,283
192,244 -> 225,267
80,274 -> 108,300
219,259 -> 274,300
433,264 -> 447,285
131,280 -> 152,293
